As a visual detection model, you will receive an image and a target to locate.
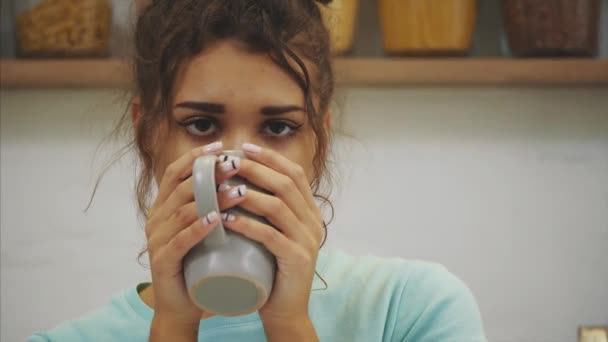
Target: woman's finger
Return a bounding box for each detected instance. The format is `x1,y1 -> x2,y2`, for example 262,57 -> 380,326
152,156 -> 241,223
150,191 -> 245,253
221,214 -> 299,260
227,157 -> 310,223
154,211 -> 220,270
219,186 -> 313,244
148,201 -> 198,253
151,142 -> 223,215
241,143 -> 318,213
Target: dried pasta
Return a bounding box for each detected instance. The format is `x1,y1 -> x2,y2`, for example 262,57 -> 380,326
17,0 -> 111,57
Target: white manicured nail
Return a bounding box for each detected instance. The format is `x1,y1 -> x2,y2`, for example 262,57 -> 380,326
216,183 -> 231,192
218,154 -> 232,163
220,157 -> 240,172
203,141 -> 222,153
202,211 -> 219,225
221,213 -> 236,222
228,185 -> 246,199
242,143 -> 262,153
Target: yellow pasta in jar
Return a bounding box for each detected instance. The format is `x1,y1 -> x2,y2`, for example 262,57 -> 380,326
16,0 -> 112,57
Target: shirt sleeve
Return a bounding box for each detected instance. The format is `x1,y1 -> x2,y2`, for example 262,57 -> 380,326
394,263 -> 487,342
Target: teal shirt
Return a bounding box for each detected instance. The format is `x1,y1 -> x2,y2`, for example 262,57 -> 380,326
28,250 -> 486,341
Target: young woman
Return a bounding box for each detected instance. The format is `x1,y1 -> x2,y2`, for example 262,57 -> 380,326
28,1 -> 486,341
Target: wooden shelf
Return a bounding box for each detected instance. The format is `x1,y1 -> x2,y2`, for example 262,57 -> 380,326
1,58 -> 607,88
1,59 -> 128,88
335,58 -> 608,86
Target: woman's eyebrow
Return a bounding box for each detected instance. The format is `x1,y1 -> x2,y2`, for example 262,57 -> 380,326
175,101 -> 225,113
174,102 -> 303,116
260,105 -> 305,116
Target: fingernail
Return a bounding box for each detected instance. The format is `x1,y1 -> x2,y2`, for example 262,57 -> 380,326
216,183 -> 231,193
203,141 -> 222,153
221,212 -> 236,222
228,185 -> 246,199
220,157 -> 240,172
242,143 -> 262,153
218,154 -> 233,163
202,211 -> 219,225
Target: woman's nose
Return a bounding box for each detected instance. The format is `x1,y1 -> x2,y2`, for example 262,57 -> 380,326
220,131 -> 258,151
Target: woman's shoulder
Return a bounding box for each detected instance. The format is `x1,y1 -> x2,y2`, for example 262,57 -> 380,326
317,248 -> 465,309
316,249 -> 486,341
319,248 -> 456,289
27,287 -> 150,342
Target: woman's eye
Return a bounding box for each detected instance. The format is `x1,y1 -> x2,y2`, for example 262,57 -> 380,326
182,118 -> 217,136
263,121 -> 297,137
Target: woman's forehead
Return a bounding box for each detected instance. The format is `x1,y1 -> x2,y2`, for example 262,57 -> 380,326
173,40 -> 305,107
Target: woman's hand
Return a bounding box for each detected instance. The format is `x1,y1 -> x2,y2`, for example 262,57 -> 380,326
145,141 -> 239,326
218,143 -> 324,338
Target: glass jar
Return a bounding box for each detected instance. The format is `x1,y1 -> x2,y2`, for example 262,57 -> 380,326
501,0 -> 600,57
319,0 -> 360,55
15,0 -> 112,58
378,0 -> 478,55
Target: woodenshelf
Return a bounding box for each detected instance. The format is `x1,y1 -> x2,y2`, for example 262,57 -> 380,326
1,58 -> 608,88
1,59 -> 128,88
335,58 -> 608,86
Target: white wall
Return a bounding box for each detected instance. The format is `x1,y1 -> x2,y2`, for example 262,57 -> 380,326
1,87 -> 607,342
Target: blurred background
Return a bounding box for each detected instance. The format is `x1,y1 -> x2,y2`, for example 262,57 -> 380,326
1,0 -> 607,341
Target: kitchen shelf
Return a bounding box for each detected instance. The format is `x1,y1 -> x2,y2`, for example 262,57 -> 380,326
1,58 -> 607,88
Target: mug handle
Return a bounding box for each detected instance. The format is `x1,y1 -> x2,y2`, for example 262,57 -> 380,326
192,155 -> 226,248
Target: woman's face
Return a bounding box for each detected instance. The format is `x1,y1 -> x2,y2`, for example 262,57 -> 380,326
146,39 -> 321,184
